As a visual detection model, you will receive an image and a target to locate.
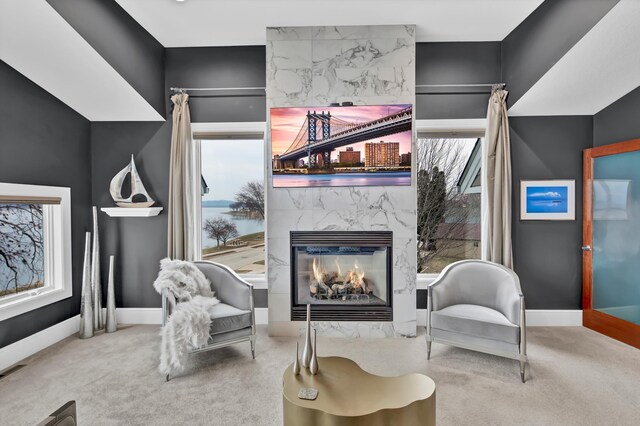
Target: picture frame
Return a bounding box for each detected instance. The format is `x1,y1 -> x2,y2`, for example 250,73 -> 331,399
520,179 -> 575,221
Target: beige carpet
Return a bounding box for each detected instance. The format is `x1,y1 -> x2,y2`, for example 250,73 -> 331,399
1,325 -> 639,425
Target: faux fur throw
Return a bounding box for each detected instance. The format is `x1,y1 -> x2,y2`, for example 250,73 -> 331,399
153,258 -> 219,375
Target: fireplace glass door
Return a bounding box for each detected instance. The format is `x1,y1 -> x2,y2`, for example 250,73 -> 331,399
295,245 -> 388,306
290,231 -> 392,321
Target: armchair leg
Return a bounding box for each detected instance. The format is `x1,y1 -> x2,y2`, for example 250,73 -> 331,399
520,360 -> 526,383
426,340 -> 432,360
250,338 -> 256,360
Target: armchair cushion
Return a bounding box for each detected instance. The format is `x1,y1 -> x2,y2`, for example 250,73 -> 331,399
431,304 -> 520,345
208,303 -> 252,335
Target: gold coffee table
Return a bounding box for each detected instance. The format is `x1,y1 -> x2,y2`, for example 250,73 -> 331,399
282,356 -> 436,426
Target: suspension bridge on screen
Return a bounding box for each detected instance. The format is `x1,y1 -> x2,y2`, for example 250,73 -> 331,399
274,106 -> 412,168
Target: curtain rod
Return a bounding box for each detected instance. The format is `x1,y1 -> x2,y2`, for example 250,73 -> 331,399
169,83 -> 506,92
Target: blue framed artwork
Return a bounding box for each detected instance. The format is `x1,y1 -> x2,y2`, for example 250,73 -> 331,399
520,180 -> 575,220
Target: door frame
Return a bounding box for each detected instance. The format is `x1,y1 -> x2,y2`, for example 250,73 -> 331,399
583,138 -> 640,349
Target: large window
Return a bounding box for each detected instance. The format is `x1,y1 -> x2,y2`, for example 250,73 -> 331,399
0,183 -> 72,320
198,135 -> 265,275
416,137 -> 482,274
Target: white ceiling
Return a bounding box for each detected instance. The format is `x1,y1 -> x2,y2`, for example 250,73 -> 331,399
509,0 -> 640,116
116,0 -> 544,47
0,0 -> 163,122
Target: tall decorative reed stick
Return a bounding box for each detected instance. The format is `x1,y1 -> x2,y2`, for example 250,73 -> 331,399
105,255 -> 117,333
293,342 -> 301,376
79,232 -> 94,339
91,207 -> 103,330
301,304 -> 312,368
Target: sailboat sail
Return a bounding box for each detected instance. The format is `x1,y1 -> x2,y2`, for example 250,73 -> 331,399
109,155 -> 155,208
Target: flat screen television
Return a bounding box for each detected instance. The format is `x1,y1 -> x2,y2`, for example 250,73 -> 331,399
270,104 -> 412,188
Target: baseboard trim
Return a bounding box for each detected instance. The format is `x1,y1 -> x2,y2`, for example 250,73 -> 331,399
115,308 -> 163,325
0,315 -> 79,372
525,309 -> 583,326
417,309 -> 582,327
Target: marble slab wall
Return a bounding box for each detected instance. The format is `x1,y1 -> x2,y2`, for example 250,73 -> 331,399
266,25 -> 417,337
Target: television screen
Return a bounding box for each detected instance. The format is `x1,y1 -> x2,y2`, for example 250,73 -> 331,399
270,104 -> 412,188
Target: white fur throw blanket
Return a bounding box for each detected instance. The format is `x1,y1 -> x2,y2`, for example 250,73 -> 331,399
153,258 -> 219,376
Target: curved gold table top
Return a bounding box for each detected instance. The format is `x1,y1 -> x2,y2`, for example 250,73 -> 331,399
283,356 -> 436,426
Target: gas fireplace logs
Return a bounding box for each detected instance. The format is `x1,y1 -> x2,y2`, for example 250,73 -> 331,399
310,258 -> 372,301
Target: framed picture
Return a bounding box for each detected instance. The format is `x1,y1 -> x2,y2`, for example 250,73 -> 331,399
520,180 -> 575,220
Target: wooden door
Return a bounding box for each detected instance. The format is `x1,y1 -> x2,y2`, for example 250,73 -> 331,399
583,138 -> 640,349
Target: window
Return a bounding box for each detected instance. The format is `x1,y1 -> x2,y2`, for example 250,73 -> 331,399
416,136 -> 482,274
193,123 -> 266,276
0,183 -> 72,320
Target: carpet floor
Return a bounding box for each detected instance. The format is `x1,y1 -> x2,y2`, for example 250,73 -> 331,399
1,325 -> 639,425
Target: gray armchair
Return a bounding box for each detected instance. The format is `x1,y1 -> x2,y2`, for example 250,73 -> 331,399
162,261 -> 256,379
426,259 -> 527,382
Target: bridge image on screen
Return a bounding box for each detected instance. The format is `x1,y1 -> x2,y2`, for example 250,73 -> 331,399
270,104 -> 412,188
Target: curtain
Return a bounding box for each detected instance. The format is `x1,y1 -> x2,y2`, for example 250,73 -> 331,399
167,93 -> 196,261
481,87 -> 513,268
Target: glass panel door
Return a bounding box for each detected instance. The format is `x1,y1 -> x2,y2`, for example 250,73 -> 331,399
592,150 -> 640,324
583,140 -> 640,349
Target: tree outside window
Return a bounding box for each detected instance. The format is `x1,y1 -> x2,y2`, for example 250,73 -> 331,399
417,138 -> 481,273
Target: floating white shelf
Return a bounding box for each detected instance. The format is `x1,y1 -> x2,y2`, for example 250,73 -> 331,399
101,207 -> 163,217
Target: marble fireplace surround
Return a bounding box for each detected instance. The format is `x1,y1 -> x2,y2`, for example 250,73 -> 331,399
266,25 -> 417,337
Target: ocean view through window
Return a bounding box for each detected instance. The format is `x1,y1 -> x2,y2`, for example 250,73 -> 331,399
200,138 -> 265,274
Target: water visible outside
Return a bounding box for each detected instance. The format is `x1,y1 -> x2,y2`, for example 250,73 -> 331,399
202,207 -> 263,249
200,138 -> 265,274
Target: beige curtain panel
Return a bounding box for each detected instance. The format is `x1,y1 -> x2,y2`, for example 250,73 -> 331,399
481,87 -> 513,269
167,93 -> 196,261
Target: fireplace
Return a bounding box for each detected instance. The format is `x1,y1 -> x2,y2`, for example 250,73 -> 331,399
290,231 -> 393,321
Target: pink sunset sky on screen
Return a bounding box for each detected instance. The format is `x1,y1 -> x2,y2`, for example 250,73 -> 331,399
270,104 -> 412,158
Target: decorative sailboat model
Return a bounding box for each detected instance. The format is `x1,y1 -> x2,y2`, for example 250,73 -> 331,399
109,155 -> 156,208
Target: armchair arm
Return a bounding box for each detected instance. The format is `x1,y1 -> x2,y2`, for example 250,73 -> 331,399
193,261 -> 254,312
161,288 -> 177,327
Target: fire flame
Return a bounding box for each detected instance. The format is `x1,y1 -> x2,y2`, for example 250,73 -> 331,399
312,258 -> 325,284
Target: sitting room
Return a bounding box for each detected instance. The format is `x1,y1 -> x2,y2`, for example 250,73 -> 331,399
1,1 -> 639,425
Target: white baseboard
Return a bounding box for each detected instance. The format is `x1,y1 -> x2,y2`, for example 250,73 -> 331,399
0,315 -> 79,372
254,307 -> 268,325
417,309 -> 582,327
115,308 -> 163,325
525,309 -> 582,326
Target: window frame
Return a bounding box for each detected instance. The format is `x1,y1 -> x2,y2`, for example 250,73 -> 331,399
191,122 -> 267,286
415,119 -> 486,286
0,183 -> 72,320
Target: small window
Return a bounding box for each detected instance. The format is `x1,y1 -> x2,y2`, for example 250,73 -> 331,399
416,137 -> 482,274
198,137 -> 265,275
0,184 -> 72,320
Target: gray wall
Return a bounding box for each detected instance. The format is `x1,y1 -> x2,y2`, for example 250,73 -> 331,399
92,42 -> 595,312
416,42 -> 501,119
593,87 -> 640,147
91,47 -> 266,308
502,0 -> 619,105
510,116 -> 593,309
166,47 -> 266,123
0,60 -> 91,348
47,0 -> 166,117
